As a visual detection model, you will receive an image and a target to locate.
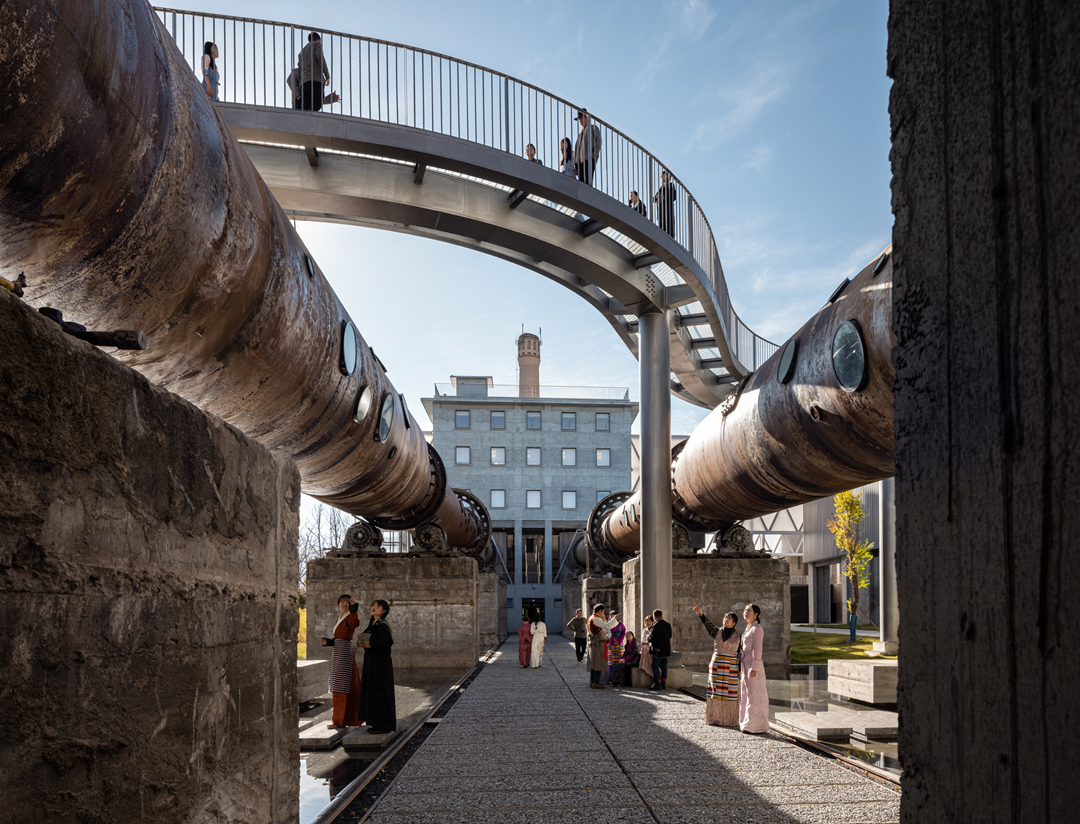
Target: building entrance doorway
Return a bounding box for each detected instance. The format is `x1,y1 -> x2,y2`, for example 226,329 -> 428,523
522,598 -> 545,624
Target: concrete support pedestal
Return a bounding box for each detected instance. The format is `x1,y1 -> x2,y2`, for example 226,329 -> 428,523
561,577 -> 584,638
478,572 -> 507,650
306,555 -> 479,670
623,556 -> 791,671
581,575 -> 624,624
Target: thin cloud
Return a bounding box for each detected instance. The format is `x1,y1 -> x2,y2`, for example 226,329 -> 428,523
685,62 -> 792,152
742,144 -> 773,171
637,0 -> 718,90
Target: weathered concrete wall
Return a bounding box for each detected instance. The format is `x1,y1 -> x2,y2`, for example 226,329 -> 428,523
307,556 -> 479,670
581,576 -> 624,631
478,572 -> 507,649
561,577 -> 584,637
623,557 -> 790,671
889,3 -> 1080,821
0,290 -> 301,823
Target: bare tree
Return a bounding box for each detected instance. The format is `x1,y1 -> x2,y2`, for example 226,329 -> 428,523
298,502 -> 357,590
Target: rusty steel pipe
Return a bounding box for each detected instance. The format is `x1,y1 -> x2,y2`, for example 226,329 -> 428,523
0,0 -> 486,551
588,251 -> 895,557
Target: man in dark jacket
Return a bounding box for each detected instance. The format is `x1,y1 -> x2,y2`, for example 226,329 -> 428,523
648,609 -> 672,690
297,32 -> 330,111
567,609 -> 588,663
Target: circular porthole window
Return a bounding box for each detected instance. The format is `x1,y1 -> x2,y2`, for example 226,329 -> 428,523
777,338 -> 799,384
354,385 -> 374,423
340,321 -> 359,376
376,392 -> 395,442
832,320 -> 867,392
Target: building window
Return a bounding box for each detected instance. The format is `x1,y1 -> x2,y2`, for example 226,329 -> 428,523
562,448 -> 576,467
526,490 -> 541,509
490,489 -> 506,508
491,411 -> 506,429
526,447 -> 541,466
455,410 -> 470,428
455,446 -> 471,465
526,411 -> 541,429
596,412 -> 610,431
562,412 -> 576,430
491,447 -> 506,466
596,448 -> 611,467
597,490 -> 611,503
562,490 -> 577,510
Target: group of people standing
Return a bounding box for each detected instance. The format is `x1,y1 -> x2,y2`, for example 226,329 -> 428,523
321,594 -> 397,734
563,602 -> 769,734
517,612 -> 549,668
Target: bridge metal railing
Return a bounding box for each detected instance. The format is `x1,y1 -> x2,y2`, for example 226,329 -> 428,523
155,8 -> 777,373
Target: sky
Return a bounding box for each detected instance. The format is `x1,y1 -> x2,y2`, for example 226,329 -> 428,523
172,0 -> 892,515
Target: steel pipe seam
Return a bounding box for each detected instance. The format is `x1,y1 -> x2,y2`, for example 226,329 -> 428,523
0,0 -> 487,549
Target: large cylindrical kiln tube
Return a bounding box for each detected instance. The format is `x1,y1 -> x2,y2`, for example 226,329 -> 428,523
588,250 -> 895,556
0,0 -> 486,551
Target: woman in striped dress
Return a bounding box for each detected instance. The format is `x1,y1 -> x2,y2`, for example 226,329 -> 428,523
320,594 -> 361,728
693,604 -> 741,727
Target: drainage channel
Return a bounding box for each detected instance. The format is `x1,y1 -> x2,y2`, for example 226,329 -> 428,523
310,645 -> 500,824
676,687 -> 902,789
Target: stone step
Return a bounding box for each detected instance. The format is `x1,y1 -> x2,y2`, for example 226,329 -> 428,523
299,724 -> 348,751
342,723 -> 403,752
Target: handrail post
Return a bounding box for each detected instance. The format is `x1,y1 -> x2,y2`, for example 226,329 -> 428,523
503,77 -> 509,153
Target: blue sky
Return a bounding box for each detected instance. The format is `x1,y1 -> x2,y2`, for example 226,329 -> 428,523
179,0 -> 891,439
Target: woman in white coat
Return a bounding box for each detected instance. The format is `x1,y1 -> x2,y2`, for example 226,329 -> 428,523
530,611 -> 548,668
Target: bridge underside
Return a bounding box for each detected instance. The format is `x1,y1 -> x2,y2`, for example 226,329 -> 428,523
222,105 -> 748,409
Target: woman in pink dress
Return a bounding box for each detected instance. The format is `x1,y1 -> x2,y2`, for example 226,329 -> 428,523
738,603 -> 769,734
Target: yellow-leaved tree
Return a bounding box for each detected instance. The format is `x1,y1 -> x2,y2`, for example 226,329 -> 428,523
827,490 -> 875,641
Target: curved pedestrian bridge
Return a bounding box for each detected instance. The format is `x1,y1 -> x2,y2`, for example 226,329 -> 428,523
157,8 -> 777,409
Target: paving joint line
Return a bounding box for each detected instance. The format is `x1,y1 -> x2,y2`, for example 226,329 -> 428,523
548,650 -> 664,824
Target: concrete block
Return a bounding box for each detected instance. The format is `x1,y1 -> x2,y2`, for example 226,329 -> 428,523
872,641 -> 898,655
773,712 -> 853,741
478,572 -> 507,649
307,555 -> 479,670
342,725 -> 403,752
300,725 -> 348,751
298,659 -> 331,703
0,289 -> 301,823
827,659 -> 898,704
622,557 -> 791,671
664,666 -> 692,689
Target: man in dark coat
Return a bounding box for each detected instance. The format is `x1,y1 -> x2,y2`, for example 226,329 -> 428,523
648,608 -> 673,690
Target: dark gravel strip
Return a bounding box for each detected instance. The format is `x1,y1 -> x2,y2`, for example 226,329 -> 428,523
332,662 -> 488,822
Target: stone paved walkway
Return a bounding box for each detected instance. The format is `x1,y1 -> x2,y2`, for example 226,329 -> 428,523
366,638 -> 900,823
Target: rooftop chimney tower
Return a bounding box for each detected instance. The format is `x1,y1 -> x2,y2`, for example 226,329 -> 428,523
517,330 -> 541,398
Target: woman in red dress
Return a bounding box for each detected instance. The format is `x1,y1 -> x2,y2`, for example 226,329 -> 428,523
517,619 -> 533,667
321,594 -> 361,727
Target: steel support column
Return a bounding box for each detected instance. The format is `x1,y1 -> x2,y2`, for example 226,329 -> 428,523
638,310 -> 672,618
879,477 -> 899,644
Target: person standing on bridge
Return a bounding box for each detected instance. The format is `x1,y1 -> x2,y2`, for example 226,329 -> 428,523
629,190 -> 648,218
202,41 -> 219,103
357,599 -> 397,734
574,110 -> 601,186
297,32 -> 330,112
525,143 -> 543,165
321,594 -> 361,728
653,171 -> 677,238
559,137 -> 575,178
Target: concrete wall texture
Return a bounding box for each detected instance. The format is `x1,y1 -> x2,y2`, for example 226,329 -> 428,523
623,557 -> 790,672
306,555 -> 479,670
478,571 -> 508,648
890,2 -> 1080,821
0,290 -> 301,823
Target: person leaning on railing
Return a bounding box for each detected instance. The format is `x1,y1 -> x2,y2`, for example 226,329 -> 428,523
297,31 -> 330,111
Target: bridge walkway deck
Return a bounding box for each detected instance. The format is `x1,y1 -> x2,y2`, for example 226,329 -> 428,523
365,638 -> 900,823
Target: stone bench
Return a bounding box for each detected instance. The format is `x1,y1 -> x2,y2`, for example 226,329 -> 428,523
827,659 -> 898,704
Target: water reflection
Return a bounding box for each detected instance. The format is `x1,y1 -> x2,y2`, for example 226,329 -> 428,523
299,752 -> 370,824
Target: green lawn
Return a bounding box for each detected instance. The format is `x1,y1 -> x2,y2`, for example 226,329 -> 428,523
794,623 -> 879,631
791,630 -> 897,664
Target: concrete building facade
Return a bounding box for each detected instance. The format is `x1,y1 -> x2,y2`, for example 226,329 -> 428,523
422,335 -> 637,631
